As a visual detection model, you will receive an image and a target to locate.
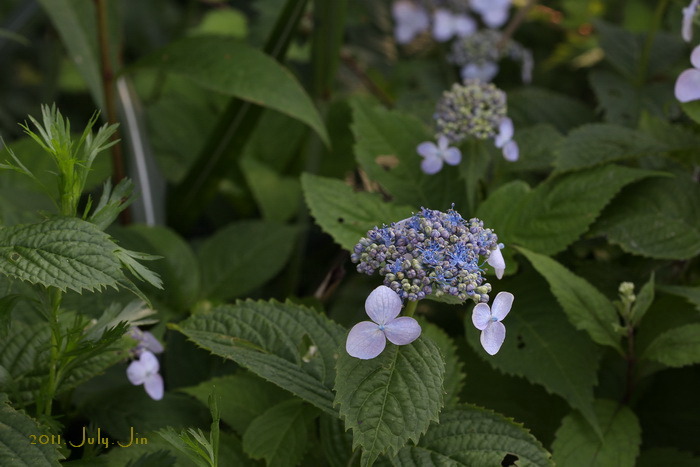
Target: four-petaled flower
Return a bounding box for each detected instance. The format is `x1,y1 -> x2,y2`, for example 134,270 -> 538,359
392,1 -> 430,44
346,285 -> 422,359
127,350 -> 164,400
417,135 -> 462,174
472,291 -> 513,355
470,0 -> 512,28
433,9 -> 476,42
675,45 -> 700,103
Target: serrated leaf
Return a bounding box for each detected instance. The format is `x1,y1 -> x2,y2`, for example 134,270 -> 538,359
641,324 -> 700,368
301,173 -> 414,251
334,337 -> 445,467
631,273 -> 654,326
554,123 -> 665,172
320,413 -> 356,467
505,124 -> 561,171
464,272 -> 601,435
0,393 -> 63,466
507,87 -> 594,133
181,372 -> 289,435
351,98 -> 464,208
174,300 -> 345,415
197,220 -> 298,301
477,165 -> 658,255
420,322 -> 464,407
593,176 -> 700,260
393,404 -> 553,467
134,36 -> 327,144
552,399 -> 641,467
516,247 -> 622,353
242,399 -> 316,467
659,285 -> 700,312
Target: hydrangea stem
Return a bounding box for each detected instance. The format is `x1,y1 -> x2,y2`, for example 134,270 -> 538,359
41,288 -> 63,417
404,299 -> 418,317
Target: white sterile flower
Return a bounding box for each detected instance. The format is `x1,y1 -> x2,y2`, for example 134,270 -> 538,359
494,117 -> 519,161
127,350 -> 164,400
433,9 -> 476,42
472,291 -> 514,355
683,0 -> 700,42
417,135 -> 462,174
487,244 -> 506,279
502,140 -> 519,162
461,62 -> 499,82
346,285 -> 422,360
675,45 -> 700,102
392,1 -> 430,44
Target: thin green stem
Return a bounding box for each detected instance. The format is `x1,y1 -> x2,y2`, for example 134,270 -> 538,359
42,288 -> 63,417
404,299 -> 418,317
636,0 -> 671,86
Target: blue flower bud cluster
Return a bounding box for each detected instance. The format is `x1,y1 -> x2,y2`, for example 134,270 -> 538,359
434,80 -> 507,142
351,206 -> 499,303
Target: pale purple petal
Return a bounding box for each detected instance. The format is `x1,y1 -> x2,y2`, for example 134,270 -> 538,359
138,350 -> 160,373
481,321 -> 506,355
502,140 -> 519,162
491,291 -> 514,321
453,15 -> 477,37
395,25 -> 415,44
126,360 -> 147,385
521,49 -> 534,83
675,68 -> 700,102
432,9 -> 454,42
421,155 -> 444,174
417,141 -> 438,158
683,0 -> 700,42
692,44 -> 700,68
436,135 -> 450,150
383,317 -> 422,345
443,147 -> 462,166
346,321 -> 387,359
392,1 -> 429,44
141,331 -> 164,354
482,7 -> 509,28
495,117 -> 514,148
487,247 -> 506,279
472,303 -> 492,331
144,373 -> 164,400
460,62 -> 499,82
365,285 -> 402,324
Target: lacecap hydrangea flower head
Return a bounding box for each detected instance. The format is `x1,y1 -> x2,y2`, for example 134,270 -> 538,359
351,205 -> 504,303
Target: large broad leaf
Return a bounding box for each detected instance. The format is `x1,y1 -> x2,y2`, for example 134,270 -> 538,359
420,322 -> 464,407
476,165 -> 659,255
641,324 -> 700,368
593,176 -> 700,260
173,300 -> 345,415
241,398 -> 317,467
516,247 -> 622,353
301,173 -> 414,251
351,98 -> 465,208
464,272 -> 601,434
197,220 -> 298,301
552,399 -> 641,467
0,394 -> 63,466
134,36 -> 327,144
334,337 -> 445,467
393,404 -> 553,467
554,124 -> 665,172
0,217 -> 153,294
507,87 -> 595,133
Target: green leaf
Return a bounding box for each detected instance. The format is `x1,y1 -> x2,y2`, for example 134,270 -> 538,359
659,285 -> 700,312
505,124 -> 562,172
641,324 -> 700,368
516,247 -> 622,353
420,322 -> 464,407
637,448 -> 700,467
320,413 -> 356,467
477,165 -> 658,255
351,98 -> 464,208
631,273 -> 654,326
593,176 -> 700,260
464,271 -> 601,434
334,337 -> 445,467
554,124 -> 665,172
393,404 -> 553,467
0,393 -> 63,466
552,399 -> 641,467
242,399 -> 317,467
240,158 -> 302,222
507,87 -> 595,133
181,372 -> 289,435
134,36 -> 327,144
301,173 -> 414,251
0,217 -> 157,294
197,220 -> 298,301
173,300 -> 345,415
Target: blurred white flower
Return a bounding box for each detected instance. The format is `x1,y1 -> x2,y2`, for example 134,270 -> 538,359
392,1 -> 430,44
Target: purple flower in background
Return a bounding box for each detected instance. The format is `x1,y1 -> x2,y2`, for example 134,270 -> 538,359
494,117 -> 519,161
683,0 -> 700,42
461,62 -> 499,82
675,45 -> 700,102
392,1 -> 430,44
346,285 -> 422,360
127,350 -> 164,400
487,244 -> 506,279
470,0 -> 512,28
417,135 -> 462,174
129,326 -> 164,355
432,9 -> 476,42
472,291 -> 514,355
